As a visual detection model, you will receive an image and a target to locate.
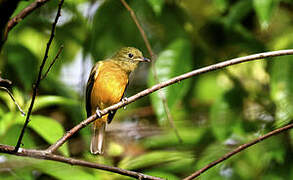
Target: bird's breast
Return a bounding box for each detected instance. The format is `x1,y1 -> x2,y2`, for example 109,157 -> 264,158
91,61 -> 129,112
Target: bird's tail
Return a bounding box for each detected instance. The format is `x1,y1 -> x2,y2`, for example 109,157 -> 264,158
90,119 -> 106,155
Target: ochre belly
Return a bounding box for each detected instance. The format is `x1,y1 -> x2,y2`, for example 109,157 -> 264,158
90,61 -> 128,117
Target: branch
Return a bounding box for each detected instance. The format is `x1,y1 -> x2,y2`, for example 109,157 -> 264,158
6,0 -> 52,33
0,87 -> 25,116
0,74 -> 12,88
0,0 -> 20,50
120,0 -> 182,142
14,0 -> 64,152
183,123 -> 293,180
0,74 -> 25,116
0,144 -> 163,180
41,45 -> 64,80
46,49 -> 293,153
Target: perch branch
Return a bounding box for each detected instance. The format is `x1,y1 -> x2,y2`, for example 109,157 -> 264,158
6,0 -> 52,33
14,0 -> 64,152
183,123 -> 293,180
0,144 -> 163,180
120,0 -> 182,142
46,49 -> 293,153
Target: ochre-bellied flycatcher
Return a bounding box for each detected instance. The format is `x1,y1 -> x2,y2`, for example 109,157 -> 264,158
86,47 -> 150,155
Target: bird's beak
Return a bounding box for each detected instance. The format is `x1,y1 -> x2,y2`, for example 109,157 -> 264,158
140,57 -> 151,62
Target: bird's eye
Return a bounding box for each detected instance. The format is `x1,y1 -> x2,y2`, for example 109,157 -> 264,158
128,53 -> 134,58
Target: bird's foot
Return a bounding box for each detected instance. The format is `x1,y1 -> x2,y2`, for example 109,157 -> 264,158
122,97 -> 128,103
95,109 -> 101,118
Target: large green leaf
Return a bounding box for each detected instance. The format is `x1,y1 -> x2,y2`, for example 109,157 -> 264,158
253,0 -> 279,29
0,114 -> 69,156
148,38 -> 192,125
0,124 -> 36,148
28,115 -> 69,156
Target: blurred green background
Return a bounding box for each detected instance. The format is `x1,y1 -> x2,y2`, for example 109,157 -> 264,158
1,0 -> 293,179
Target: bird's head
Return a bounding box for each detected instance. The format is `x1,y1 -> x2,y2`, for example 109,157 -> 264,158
113,47 -> 150,72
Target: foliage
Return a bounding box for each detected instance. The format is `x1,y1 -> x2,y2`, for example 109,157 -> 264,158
0,0 -> 293,179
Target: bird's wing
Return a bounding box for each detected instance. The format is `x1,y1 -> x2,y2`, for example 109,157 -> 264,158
107,81 -> 129,124
86,62 -> 100,118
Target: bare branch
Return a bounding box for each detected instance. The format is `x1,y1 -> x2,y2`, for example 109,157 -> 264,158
14,0 -> 64,153
46,49 -> 293,153
120,0 -> 182,142
0,144 -> 163,180
183,123 -> 293,180
6,0 -> 52,33
0,74 -> 12,88
0,87 -> 25,116
41,45 -> 64,80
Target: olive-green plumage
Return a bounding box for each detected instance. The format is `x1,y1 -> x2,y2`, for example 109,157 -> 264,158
86,47 -> 150,155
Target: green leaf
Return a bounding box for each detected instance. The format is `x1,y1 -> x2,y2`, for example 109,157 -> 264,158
253,0 -> 279,30
0,113 -> 68,155
29,115 -> 69,156
148,38 -> 192,125
27,95 -> 78,112
0,124 -> 36,148
0,112 -> 16,136
147,0 -> 164,15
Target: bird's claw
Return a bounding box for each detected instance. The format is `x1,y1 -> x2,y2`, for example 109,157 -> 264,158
122,97 -> 128,103
96,109 -> 101,118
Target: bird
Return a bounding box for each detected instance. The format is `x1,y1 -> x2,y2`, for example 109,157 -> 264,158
85,47 -> 150,155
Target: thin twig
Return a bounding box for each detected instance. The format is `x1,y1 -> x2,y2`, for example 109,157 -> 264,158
46,49 -> 293,153
41,45 -> 64,80
183,123 -> 293,180
6,0 -> 52,33
120,0 -> 182,142
14,0 -> 64,153
0,75 -> 12,88
0,87 -> 25,116
0,144 -> 163,180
